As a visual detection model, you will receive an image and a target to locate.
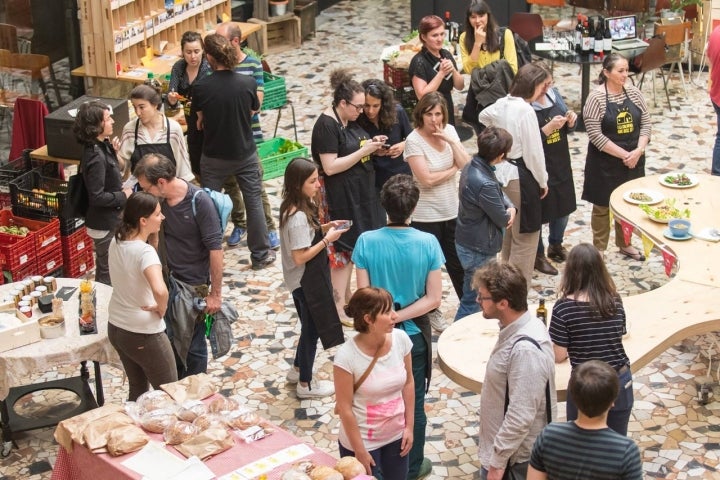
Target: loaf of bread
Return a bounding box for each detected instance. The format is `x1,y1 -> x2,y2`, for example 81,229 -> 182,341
136,390 -> 175,413
335,457 -> 366,479
309,465 -> 344,480
163,420 -> 198,445
226,411 -> 261,430
192,413 -> 226,431
140,409 -> 176,433
207,396 -> 239,413
177,400 -> 207,422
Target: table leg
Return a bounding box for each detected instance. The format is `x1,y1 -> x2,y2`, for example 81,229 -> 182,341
93,361 -> 104,407
576,62 -> 591,132
0,400 -> 14,457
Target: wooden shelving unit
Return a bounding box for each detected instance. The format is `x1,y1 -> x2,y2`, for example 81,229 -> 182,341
78,0 -> 231,79
248,0 -> 302,54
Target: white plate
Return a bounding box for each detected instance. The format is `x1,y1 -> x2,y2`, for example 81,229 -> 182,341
663,228 -> 693,241
623,189 -> 664,205
658,172 -> 699,189
693,228 -> 720,242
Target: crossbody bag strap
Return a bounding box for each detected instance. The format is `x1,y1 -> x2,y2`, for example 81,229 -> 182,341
503,335 -> 552,470
354,336 -> 385,392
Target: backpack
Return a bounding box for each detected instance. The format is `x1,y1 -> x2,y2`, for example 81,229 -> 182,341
191,187 -> 232,234
499,27 -> 533,68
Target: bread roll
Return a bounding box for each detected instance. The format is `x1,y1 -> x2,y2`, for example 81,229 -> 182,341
177,400 -> 207,422
226,411 -> 261,430
208,396 -> 239,413
136,390 -> 175,413
309,465 -> 344,480
192,413 -> 225,431
335,457 -> 366,479
140,409 -> 176,433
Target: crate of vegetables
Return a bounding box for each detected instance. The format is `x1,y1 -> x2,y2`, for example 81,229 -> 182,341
9,169 -> 68,220
258,137 -> 309,180
0,210 -> 60,271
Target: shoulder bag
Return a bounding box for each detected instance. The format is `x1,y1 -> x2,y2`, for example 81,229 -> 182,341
334,336 -> 386,414
63,166 -> 89,219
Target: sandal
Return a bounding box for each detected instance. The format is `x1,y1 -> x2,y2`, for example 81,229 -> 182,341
619,247 -> 645,262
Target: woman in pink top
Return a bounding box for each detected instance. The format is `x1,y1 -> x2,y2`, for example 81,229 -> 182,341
334,287 -> 414,478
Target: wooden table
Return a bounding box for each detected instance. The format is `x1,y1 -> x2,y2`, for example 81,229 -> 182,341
0,278 -> 119,456
30,145 -> 79,166
438,174 -> 720,400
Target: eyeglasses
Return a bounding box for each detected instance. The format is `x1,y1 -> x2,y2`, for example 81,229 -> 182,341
346,101 -> 364,112
476,294 -> 494,303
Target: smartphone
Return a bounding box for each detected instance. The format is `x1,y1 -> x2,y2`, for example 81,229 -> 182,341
433,61 -> 453,81
382,143 -> 392,149
336,220 -> 353,231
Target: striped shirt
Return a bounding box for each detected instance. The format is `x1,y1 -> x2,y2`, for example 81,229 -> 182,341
549,297 -> 629,370
233,55 -> 265,143
530,422 -> 642,479
583,84 -> 651,152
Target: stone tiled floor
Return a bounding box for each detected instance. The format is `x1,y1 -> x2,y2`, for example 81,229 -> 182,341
2,0 -> 720,478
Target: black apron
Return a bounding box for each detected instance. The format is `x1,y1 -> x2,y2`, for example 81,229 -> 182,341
299,226 -> 344,349
129,117 -> 177,172
507,157 -> 542,234
535,94 -> 576,223
582,86 -> 645,207
323,116 -> 384,253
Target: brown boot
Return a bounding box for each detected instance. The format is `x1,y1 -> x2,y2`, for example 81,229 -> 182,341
547,243 -> 568,262
534,255 -> 558,275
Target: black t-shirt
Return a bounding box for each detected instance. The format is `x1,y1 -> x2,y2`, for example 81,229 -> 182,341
357,103 -> 413,188
192,70 -> 259,160
408,47 -> 457,125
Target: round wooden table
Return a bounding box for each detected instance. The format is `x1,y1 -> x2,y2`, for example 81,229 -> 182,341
438,173 -> 720,400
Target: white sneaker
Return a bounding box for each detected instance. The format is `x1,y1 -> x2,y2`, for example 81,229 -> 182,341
286,368 -> 299,383
296,380 -> 334,399
428,308 -> 446,332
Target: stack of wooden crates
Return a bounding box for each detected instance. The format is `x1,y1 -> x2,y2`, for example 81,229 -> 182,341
248,0 -> 302,54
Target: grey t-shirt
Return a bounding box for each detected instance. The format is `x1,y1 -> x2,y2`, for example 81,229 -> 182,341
280,211 -> 315,292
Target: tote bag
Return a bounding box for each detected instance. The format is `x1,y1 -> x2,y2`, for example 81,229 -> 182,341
63,171 -> 89,219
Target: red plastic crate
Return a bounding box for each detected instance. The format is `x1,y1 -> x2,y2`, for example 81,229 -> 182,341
383,61 -> 411,89
35,248 -> 64,277
0,211 -> 37,271
0,192 -> 10,209
3,259 -> 37,283
34,218 -> 61,260
64,244 -> 95,278
61,227 -> 91,257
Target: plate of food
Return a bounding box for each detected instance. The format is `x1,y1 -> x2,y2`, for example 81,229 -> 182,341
623,189 -> 664,205
659,172 -> 698,189
639,199 -> 691,223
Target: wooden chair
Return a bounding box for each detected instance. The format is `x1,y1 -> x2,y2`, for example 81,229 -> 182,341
509,12 -> 544,43
0,24 -> 19,53
9,53 -> 63,111
654,22 -> 691,99
628,34 -> 672,109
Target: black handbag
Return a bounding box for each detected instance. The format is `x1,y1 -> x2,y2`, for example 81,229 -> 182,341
63,170 -> 89,219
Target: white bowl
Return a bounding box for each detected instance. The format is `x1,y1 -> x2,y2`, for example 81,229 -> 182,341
38,316 -> 65,339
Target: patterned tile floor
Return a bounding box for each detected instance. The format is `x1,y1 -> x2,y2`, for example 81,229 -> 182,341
2,0 -> 720,478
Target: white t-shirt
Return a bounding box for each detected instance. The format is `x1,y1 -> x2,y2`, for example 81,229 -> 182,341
404,125 -> 460,222
108,238 -> 165,334
334,329 -> 413,451
280,211 -> 316,292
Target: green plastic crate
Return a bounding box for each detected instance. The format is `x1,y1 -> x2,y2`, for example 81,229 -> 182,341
261,72 -> 287,111
258,138 -> 309,180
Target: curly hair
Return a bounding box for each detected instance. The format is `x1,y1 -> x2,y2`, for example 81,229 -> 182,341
203,33 -> 238,70
73,100 -> 110,145
330,69 -> 363,107
358,79 -> 397,132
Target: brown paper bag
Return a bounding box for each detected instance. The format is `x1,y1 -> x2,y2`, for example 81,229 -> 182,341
83,412 -> 136,450
54,404 -> 125,452
174,426 -> 234,460
161,373 -> 218,403
107,425 -> 150,456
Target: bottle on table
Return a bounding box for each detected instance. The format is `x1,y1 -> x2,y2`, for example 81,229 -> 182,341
603,19 -> 613,55
144,72 -> 162,94
575,15 -> 584,52
594,23 -> 604,56
581,21 -> 592,55
445,10 -> 452,43
536,298 -> 547,326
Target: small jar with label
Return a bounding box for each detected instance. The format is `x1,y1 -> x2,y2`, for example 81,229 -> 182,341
30,291 -> 42,304
22,279 -> 34,295
9,289 -> 22,306
31,275 -> 43,286
17,300 -> 31,309
35,285 -> 48,295
21,294 -> 34,305
19,306 -> 32,318
43,276 -> 57,293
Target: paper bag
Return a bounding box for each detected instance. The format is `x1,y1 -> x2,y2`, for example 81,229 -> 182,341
174,426 -> 234,460
107,424 -> 150,456
161,373 -> 218,403
54,404 -> 125,452
84,411 -> 136,450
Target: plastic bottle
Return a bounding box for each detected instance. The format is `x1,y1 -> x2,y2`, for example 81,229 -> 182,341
144,72 -> 162,94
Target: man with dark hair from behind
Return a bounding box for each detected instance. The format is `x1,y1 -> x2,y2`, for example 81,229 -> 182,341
527,360 -> 643,480
352,173 -> 444,479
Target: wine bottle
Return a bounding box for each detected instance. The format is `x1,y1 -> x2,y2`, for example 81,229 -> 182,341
594,23 -> 604,55
575,14 -> 584,52
581,21 -> 592,55
536,298 -> 547,326
603,20 -> 613,54
445,11 -> 452,44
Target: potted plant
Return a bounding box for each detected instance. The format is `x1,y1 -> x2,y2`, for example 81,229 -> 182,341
662,0 -> 702,19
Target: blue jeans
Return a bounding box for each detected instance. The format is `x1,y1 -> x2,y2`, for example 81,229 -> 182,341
566,365 -> 634,436
407,332 -> 427,478
339,437 -> 408,480
291,288 -> 320,384
455,243 -> 495,321
713,101 -> 720,176
537,215 -> 569,255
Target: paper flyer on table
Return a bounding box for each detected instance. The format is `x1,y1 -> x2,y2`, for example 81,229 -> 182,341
219,443 -> 314,480
121,441 -> 213,480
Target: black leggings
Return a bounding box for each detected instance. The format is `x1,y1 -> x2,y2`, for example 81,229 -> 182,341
411,219 -> 464,300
